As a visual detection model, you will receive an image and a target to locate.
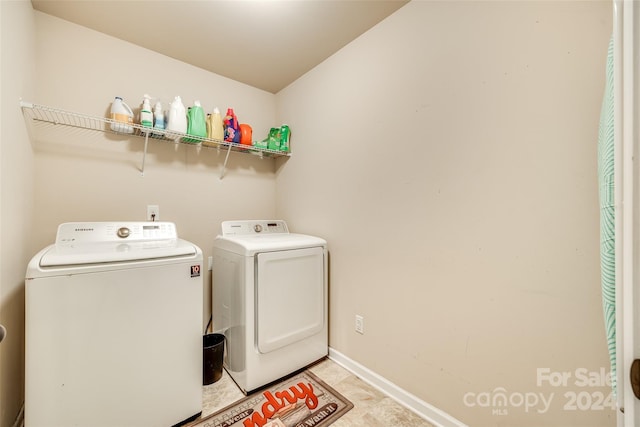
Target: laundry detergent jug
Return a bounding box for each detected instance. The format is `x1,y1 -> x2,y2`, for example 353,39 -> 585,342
239,123 -> 252,148
184,100 -> 207,143
166,96 -> 187,137
109,97 -> 134,134
205,107 -> 224,147
223,108 -> 240,143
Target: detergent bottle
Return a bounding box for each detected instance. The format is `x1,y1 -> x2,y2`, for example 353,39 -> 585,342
109,96 -> 134,134
279,124 -> 291,152
205,107 -> 224,145
184,100 -> 207,143
152,101 -> 165,136
239,123 -> 252,148
224,108 -> 240,143
139,95 -> 153,135
166,96 -> 187,137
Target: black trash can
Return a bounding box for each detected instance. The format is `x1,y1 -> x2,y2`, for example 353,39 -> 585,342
203,333 -> 225,385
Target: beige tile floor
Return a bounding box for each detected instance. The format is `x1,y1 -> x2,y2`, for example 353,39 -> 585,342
200,357 -> 435,427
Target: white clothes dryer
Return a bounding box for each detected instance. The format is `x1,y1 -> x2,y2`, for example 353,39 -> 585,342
212,220 -> 327,393
25,222 -> 203,427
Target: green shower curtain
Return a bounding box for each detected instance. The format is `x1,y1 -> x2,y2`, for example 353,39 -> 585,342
598,35 -> 616,395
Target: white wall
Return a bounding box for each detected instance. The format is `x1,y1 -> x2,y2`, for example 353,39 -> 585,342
31,11 -> 280,332
1,6 -> 281,425
276,1 -> 613,426
1,9 -> 282,424
0,1 -> 36,426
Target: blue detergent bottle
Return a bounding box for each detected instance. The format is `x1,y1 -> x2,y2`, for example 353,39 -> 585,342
152,101 -> 165,137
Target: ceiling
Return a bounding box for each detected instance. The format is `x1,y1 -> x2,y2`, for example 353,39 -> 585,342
31,0 -> 409,93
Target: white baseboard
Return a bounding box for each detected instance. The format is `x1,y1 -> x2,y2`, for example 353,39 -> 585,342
328,348 -> 468,427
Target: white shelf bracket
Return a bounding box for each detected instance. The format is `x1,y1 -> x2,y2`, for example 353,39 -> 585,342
141,132 -> 149,176
220,143 -> 233,180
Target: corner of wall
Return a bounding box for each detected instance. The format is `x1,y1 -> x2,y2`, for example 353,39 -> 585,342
0,1 -> 37,426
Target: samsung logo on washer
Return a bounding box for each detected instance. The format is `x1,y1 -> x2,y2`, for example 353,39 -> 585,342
74,228 -> 94,232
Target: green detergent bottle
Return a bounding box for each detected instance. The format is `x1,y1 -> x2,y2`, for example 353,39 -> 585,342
184,100 -> 207,143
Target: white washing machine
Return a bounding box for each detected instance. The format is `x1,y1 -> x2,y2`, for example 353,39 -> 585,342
212,220 -> 327,393
25,222 -> 203,427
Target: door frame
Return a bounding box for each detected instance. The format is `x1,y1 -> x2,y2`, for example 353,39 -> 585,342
614,1 -> 640,425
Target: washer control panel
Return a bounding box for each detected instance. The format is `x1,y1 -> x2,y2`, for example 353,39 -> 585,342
221,220 -> 289,236
55,222 -> 178,243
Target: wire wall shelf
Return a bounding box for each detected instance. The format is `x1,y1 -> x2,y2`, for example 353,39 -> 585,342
20,101 -> 290,179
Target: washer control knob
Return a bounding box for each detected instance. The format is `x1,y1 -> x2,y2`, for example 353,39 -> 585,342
254,224 -> 263,233
117,227 -> 131,238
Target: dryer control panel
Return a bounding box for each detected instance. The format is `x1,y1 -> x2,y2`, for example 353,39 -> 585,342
220,220 -> 289,236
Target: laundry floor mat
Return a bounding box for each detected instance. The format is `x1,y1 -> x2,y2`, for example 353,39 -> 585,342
188,370 -> 354,427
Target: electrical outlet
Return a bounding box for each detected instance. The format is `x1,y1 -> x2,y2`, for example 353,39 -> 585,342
355,315 -> 364,334
147,205 -> 159,221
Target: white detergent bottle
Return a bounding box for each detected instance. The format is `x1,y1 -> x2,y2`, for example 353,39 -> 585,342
109,96 -> 134,134
152,101 -> 165,136
139,94 -> 153,135
166,96 -> 187,137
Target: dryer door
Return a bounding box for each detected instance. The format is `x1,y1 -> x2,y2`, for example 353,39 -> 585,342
256,246 -> 324,354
